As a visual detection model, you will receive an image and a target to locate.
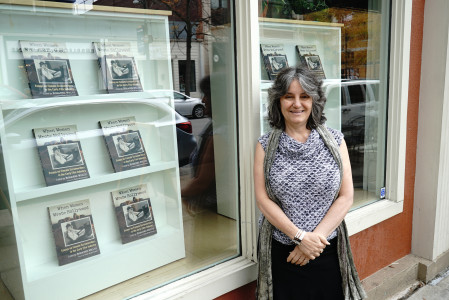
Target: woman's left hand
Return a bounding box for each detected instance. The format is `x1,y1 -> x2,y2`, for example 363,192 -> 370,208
286,245 -> 310,266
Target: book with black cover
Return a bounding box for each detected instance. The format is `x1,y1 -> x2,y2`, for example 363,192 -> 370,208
296,45 -> 326,79
111,184 -> 157,244
48,199 -> 100,266
20,40 -> 78,98
93,41 -> 143,93
33,125 -> 90,186
260,44 -> 289,80
99,116 -> 150,172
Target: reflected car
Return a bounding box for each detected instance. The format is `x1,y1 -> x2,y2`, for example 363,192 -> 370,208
174,112 -> 197,167
146,90 -> 206,119
322,79 -> 380,148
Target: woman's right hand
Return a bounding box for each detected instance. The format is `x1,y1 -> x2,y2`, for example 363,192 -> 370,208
299,232 -> 329,260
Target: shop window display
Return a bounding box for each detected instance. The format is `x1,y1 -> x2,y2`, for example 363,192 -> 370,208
0,0 -> 238,299
259,0 -> 390,210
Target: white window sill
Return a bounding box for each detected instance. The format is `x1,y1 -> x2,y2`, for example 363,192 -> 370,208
131,257 -> 258,300
346,199 -> 404,236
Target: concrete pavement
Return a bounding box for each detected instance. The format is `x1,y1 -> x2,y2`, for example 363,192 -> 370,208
404,268 -> 449,300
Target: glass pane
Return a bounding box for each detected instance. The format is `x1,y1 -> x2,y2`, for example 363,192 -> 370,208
0,0 -> 239,298
258,0 -> 390,210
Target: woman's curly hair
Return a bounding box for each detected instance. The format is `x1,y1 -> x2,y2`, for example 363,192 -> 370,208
267,66 -> 327,130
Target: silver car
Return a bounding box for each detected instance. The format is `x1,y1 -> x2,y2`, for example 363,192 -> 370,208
147,90 -> 206,119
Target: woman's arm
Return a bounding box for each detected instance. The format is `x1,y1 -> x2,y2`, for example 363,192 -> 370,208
254,142 -> 327,261
313,138 -> 354,238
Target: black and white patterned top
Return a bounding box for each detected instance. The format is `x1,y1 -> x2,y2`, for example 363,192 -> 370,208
258,127 -> 343,244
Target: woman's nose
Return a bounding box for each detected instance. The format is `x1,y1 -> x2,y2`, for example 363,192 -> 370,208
292,97 -> 301,107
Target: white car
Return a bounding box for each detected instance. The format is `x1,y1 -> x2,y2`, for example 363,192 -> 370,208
146,90 -> 206,118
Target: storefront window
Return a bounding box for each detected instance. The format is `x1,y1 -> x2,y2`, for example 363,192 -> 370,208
259,0 -> 390,210
0,0 -> 238,299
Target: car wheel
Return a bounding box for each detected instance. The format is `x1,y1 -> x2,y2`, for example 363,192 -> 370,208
192,105 -> 204,118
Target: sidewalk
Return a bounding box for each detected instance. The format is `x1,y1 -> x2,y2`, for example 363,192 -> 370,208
402,268 -> 449,300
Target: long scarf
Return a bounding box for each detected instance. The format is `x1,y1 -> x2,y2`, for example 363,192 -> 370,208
256,124 -> 367,300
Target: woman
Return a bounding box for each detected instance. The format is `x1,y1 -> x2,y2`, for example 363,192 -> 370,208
254,66 -> 366,299
181,76 -> 217,212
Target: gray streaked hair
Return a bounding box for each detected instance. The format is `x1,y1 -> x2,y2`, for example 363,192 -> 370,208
267,66 -> 327,130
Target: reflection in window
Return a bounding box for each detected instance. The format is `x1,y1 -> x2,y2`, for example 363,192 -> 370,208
179,60 -> 197,93
92,0 -> 239,295
259,0 -> 390,210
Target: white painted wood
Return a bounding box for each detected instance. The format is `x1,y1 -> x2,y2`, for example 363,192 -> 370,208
384,0 -> 412,204
412,0 -> 449,261
131,257 -> 257,300
235,0 -> 261,260
346,199 -> 404,236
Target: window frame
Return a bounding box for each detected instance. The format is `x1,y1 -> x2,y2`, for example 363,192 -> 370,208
133,0 -> 412,298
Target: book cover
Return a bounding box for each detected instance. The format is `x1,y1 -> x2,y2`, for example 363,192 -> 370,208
111,184 -> 157,244
260,44 -> 289,80
47,199 -> 100,266
33,125 -> 90,186
20,41 -> 78,98
93,41 -> 143,93
296,45 -> 326,79
99,116 -> 150,172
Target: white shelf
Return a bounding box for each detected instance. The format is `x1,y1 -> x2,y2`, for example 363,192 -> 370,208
0,92 -> 171,110
0,3 -> 185,300
26,225 -> 183,283
14,161 -> 177,202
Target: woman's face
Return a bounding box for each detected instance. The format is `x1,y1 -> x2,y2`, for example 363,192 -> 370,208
280,79 -> 312,128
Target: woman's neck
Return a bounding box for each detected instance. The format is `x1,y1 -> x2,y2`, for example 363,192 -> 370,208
284,124 -> 311,143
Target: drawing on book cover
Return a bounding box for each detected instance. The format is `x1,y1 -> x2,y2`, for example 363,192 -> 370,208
93,41 -> 143,93
111,184 -> 157,244
33,125 -> 90,186
48,199 -> 100,266
260,44 -> 289,80
296,45 -> 326,79
20,40 -> 78,98
99,116 -> 150,172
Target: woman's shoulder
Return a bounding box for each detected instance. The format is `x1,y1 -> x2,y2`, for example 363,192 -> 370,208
324,126 -> 344,146
257,131 -> 272,151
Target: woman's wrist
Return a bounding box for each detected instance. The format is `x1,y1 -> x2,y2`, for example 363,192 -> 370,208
292,228 -> 308,245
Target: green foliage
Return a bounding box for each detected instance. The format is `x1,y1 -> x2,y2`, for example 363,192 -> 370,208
289,0 -> 328,15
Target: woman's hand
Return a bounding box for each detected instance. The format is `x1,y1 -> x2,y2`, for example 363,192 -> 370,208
287,245 -> 310,266
298,232 -> 329,260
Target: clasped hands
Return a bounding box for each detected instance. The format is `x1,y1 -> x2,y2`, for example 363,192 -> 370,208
287,232 -> 329,266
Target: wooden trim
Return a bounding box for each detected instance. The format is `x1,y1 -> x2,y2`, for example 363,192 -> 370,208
259,17 -> 344,28
0,0 -> 172,16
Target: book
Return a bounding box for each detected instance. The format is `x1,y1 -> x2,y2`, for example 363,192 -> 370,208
47,199 -> 100,266
99,116 -> 150,172
33,125 -> 90,186
20,41 -> 78,98
260,44 -> 289,80
296,45 -> 326,79
111,184 -> 157,244
93,41 -> 143,93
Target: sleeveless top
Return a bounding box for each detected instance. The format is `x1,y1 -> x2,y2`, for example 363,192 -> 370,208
258,127 -> 343,244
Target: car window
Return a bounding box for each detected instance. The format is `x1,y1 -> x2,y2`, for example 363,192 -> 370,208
173,92 -> 185,100
347,84 -> 366,104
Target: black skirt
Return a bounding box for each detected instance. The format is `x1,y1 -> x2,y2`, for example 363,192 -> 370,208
271,237 -> 344,300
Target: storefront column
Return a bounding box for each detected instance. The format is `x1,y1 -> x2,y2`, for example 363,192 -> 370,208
413,0 -> 449,262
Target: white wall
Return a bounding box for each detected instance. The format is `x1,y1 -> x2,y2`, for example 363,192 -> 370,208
170,41 -> 207,98
412,0 -> 449,261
